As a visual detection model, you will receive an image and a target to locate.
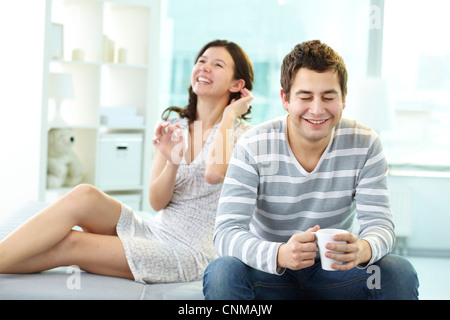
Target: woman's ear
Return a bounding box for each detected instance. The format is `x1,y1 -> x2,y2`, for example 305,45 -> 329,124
229,79 -> 245,93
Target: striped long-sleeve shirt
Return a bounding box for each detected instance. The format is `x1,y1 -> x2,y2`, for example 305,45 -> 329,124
214,116 -> 395,275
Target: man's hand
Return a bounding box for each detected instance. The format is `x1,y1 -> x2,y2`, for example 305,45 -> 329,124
277,225 -> 320,270
324,233 -> 373,270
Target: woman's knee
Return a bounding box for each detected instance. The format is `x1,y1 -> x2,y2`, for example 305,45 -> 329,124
67,184 -> 112,223
70,184 -> 103,203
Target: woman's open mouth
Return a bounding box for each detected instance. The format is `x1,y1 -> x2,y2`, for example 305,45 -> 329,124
197,77 -> 212,84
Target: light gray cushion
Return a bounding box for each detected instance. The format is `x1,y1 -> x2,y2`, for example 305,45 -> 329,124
0,201 -> 204,300
0,268 -> 146,300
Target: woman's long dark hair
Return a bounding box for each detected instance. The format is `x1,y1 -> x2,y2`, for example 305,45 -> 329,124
162,40 -> 254,123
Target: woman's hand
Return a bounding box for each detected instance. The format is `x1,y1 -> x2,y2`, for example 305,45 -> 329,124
153,122 -> 186,165
223,88 -> 253,120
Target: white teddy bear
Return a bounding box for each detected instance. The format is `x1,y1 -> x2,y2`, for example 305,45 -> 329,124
47,128 -> 83,188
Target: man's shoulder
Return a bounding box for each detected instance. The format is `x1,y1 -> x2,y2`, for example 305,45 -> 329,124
240,115 -> 286,141
337,117 -> 372,131
335,118 -> 379,147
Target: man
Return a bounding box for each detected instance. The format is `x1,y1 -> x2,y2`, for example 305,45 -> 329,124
203,40 -> 418,300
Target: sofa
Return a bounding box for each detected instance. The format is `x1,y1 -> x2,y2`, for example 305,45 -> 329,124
0,202 -> 204,300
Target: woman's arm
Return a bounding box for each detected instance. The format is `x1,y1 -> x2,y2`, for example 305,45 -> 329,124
205,89 -> 253,184
148,122 -> 185,211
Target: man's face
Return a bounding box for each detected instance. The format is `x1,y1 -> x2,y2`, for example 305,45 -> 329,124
281,68 -> 346,145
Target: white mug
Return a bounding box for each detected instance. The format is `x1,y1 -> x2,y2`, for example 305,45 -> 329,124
312,228 -> 347,271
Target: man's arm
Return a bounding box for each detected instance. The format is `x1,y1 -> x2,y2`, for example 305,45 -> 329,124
352,134 -> 395,266
213,141 -> 284,275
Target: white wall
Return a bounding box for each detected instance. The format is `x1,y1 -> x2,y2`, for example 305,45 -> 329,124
0,1 -> 47,221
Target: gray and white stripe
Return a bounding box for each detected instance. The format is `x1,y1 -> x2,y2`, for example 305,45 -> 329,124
214,116 -> 395,275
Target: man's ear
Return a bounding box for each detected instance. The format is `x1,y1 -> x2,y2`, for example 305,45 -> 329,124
229,79 -> 245,93
342,92 -> 347,110
281,89 -> 289,111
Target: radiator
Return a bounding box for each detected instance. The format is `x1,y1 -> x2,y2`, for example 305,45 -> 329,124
390,187 -> 413,237
390,187 -> 413,255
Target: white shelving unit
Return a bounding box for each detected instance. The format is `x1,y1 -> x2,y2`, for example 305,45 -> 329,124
39,0 -> 161,212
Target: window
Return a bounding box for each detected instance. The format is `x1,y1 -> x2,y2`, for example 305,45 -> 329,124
160,0 -> 449,170
381,0 -> 450,168
159,0 -> 371,125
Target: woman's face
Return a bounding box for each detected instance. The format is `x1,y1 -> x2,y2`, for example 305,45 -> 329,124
191,46 -> 241,99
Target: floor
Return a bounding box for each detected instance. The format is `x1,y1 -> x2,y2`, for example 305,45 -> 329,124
407,256 -> 450,300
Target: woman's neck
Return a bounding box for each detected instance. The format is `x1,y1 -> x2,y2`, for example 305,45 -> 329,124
195,95 -> 229,129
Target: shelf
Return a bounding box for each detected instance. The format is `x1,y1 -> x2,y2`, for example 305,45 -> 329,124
99,125 -> 146,131
51,59 -> 101,67
99,185 -> 144,192
41,0 -> 160,212
46,185 -> 144,194
48,125 -> 99,130
102,62 -> 149,69
47,125 -> 146,130
51,59 -> 149,69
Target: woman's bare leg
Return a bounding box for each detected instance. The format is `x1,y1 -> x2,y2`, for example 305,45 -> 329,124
0,184 -> 125,274
2,230 -> 133,280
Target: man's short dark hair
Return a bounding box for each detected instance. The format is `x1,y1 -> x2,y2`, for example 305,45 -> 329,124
280,40 -> 348,101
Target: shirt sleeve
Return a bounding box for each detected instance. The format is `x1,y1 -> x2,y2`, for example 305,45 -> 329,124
355,134 -> 395,267
213,140 -> 283,275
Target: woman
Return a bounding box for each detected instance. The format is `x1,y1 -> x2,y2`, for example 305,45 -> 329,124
0,40 -> 254,284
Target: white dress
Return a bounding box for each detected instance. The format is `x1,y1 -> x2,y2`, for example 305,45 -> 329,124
116,117 -> 249,284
